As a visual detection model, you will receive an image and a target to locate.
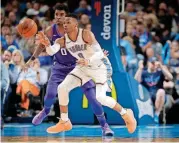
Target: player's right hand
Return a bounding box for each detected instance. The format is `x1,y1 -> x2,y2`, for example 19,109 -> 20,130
22,60 -> 31,72
138,60 -> 144,69
35,31 -> 50,47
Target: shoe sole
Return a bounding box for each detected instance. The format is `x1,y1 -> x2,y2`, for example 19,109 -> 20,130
47,127 -> 72,134
104,132 -> 114,137
127,109 -> 137,133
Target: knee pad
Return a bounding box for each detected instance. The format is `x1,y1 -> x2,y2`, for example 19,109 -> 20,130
96,95 -> 116,108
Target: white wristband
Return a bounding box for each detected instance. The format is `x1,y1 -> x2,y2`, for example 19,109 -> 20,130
46,43 -> 61,56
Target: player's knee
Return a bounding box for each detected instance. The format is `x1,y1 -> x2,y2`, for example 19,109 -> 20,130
96,95 -> 104,104
57,84 -> 69,106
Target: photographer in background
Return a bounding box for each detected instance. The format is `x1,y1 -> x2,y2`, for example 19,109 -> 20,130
134,57 -> 173,123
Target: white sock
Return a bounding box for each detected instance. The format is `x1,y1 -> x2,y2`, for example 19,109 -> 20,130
61,113 -> 69,121
119,108 -> 127,116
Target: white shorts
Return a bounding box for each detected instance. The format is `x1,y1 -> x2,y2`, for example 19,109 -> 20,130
69,58 -> 112,86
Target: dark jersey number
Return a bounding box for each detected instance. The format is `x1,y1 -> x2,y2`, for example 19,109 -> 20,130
61,48 -> 67,55
78,53 -> 84,58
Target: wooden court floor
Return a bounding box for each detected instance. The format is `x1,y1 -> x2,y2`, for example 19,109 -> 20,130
1,123 -> 179,142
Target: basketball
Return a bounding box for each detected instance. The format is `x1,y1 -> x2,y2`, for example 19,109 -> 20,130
16,18 -> 37,38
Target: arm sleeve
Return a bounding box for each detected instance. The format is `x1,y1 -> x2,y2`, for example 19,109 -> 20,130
46,43 -> 61,56
89,42 -> 104,65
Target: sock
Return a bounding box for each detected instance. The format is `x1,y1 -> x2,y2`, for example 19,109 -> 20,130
61,113 -> 69,121
44,107 -> 51,114
119,108 -> 127,116
81,83 -> 107,128
96,113 -> 107,127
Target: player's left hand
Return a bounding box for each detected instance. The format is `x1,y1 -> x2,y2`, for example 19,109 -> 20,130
103,49 -> 109,57
35,31 -> 50,47
77,58 -> 89,66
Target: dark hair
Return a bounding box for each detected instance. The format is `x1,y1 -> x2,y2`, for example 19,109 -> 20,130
65,13 -> 78,20
127,1 -> 134,5
137,21 -> 144,26
54,4 -> 69,13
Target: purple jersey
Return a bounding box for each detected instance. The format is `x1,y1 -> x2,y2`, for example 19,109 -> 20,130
51,24 -> 76,65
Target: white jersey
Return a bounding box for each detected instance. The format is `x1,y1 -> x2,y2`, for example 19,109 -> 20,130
64,28 -> 105,66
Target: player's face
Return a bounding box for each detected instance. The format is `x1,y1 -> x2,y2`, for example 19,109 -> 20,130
55,10 -> 66,25
63,17 -> 77,33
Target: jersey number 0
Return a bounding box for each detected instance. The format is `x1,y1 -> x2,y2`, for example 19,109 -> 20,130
61,48 -> 67,55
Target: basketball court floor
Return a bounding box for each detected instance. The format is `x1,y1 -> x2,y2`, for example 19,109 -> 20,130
1,123 -> 179,142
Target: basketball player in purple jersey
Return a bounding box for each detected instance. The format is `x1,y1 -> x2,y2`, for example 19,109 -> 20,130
28,4 -> 113,136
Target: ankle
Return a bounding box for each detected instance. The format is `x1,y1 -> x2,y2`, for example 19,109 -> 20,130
61,113 -> 69,121
119,108 -> 127,116
44,107 -> 50,114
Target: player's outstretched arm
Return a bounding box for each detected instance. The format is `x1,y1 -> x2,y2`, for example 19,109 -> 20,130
35,31 -> 65,56
83,30 -> 104,64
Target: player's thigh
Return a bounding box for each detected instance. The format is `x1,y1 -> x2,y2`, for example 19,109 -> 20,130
88,64 -> 109,84
70,66 -> 91,86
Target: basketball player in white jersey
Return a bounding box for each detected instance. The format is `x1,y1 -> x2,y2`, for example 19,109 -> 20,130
36,14 -> 136,134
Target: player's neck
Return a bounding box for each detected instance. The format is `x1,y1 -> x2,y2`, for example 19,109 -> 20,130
56,24 -> 65,34
67,28 -> 79,42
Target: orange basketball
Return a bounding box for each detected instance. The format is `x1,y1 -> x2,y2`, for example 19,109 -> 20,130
16,18 -> 37,38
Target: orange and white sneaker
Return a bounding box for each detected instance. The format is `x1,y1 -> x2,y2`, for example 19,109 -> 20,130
122,109 -> 137,133
47,119 -> 72,134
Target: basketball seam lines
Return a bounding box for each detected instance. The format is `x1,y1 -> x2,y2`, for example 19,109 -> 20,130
22,21 -> 36,35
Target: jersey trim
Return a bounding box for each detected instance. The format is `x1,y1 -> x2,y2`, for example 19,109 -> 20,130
66,28 -> 79,42
82,29 -> 89,44
69,73 -> 82,86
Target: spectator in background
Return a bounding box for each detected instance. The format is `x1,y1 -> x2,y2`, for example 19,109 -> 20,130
1,61 -> 10,129
0,9 -> 5,26
2,49 -> 13,63
125,1 -> 136,17
74,0 -> 91,16
169,40 -> 179,94
134,21 -> 152,53
79,13 -> 90,29
135,57 -> 173,123
120,46 -> 127,71
4,34 -> 19,50
157,7 -> 172,43
33,1 -> 40,11
8,50 -> 25,84
3,18 -> 12,26
16,59 -> 48,111
1,25 -> 11,50
170,40 -> 179,65
8,11 -> 18,26
85,22 -> 92,31
121,36 -> 138,76
150,31 -> 163,61
168,6 -> 179,34
1,25 -> 11,37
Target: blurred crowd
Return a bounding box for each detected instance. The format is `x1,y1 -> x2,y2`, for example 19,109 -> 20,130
0,0 -> 179,124
1,0 -> 92,120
